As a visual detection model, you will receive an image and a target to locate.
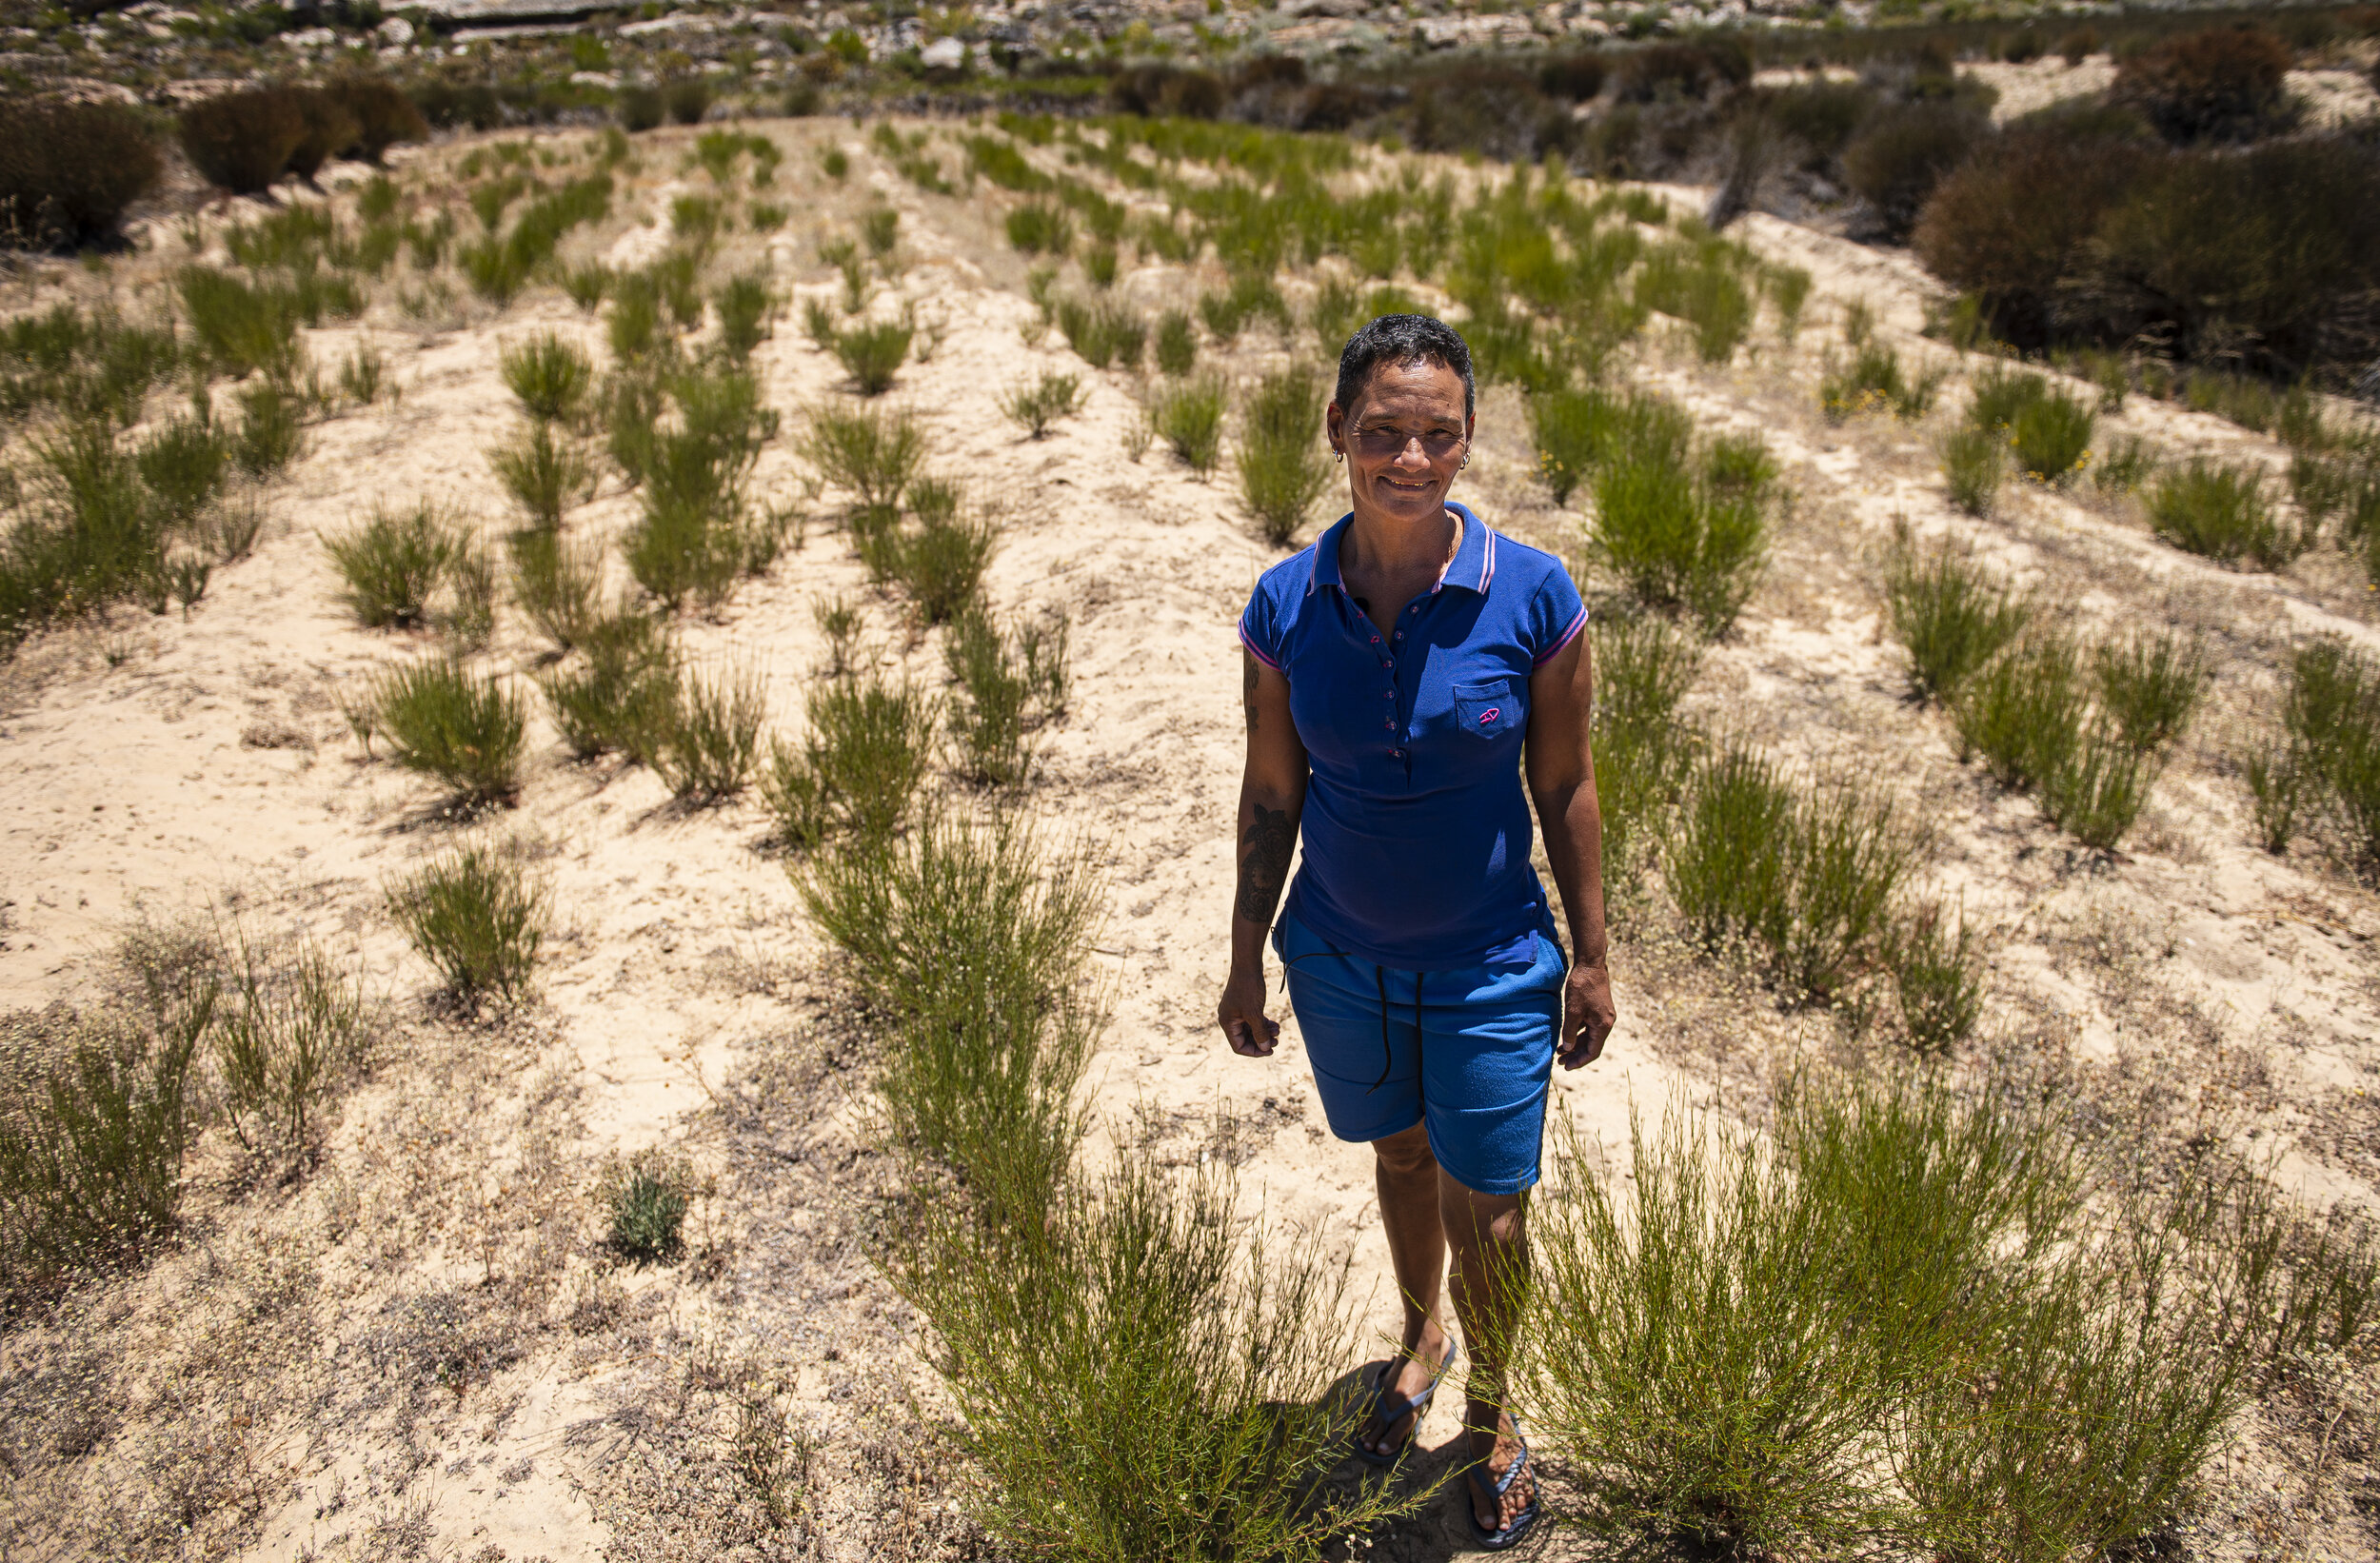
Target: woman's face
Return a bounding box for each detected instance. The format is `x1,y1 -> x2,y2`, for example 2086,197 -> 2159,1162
1326,359 -> 1473,530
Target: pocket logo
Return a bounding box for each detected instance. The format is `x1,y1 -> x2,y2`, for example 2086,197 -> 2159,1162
1478,707 -> 1501,724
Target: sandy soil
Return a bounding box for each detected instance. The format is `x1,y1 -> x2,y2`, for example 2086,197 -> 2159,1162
3,117 -> 2379,1558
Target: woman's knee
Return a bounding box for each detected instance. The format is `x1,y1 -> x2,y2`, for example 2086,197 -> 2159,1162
1371,1121 -> 1438,1177
1439,1177 -> 1526,1249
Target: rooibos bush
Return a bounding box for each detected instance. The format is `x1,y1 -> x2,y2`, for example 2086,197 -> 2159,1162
1000,371 -> 1085,439
1155,308 -> 1198,375
179,88 -> 307,196
489,421 -> 596,531
1054,297 -> 1145,371
834,321 -> 913,396
1587,414 -> 1772,640
2147,459 -> 2303,570
501,331 -> 594,425
213,937 -> 367,1163
802,674 -> 940,841
1239,367 -> 1332,547
803,402 -> 923,510
1589,611 -> 1703,876
371,657 -> 527,806
1954,631 -> 2085,791
2095,628 -> 2208,753
1883,535 -> 2030,702
1938,425 -> 2004,516
1152,374 -> 1226,476
0,99 -> 163,250
653,661 -> 765,802
325,503 -> 458,628
386,843 -> 545,1002
507,528 -> 603,650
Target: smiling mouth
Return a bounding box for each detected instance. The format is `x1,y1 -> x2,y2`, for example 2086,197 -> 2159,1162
1378,474 -> 1435,492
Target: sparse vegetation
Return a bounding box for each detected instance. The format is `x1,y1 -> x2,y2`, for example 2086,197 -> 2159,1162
370,657 -> 527,807
1001,371 -> 1086,439
1586,410 -> 1774,640
1883,534 -> 2030,703
1239,367 -> 1332,547
325,503 -> 458,629
1151,374 -> 1227,476
386,843 -> 546,1004
2147,460 -> 2306,571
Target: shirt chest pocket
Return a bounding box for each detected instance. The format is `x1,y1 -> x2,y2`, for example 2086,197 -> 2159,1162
1451,679 -> 1520,740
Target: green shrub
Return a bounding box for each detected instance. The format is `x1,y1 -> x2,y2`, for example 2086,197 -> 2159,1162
803,401 -> 923,509
801,674 -> 940,840
1054,297 -> 1145,371
506,528 -> 603,650
799,807 -> 1100,1205
2094,628 -> 2207,752
1000,371 -> 1086,439
1938,424 -> 2004,515
136,414 -> 231,526
898,501 -> 998,625
177,267 -> 300,379
565,262 -> 612,312
1882,535 -> 2030,702
1589,611 -> 1703,876
2009,386 -> 2093,482
0,991 -> 209,1294
179,88 -> 306,195
653,661 -> 765,802
540,610 -> 678,760
502,331 -> 594,424
232,377 -> 303,479
2147,460 -> 2304,570
1587,416 -> 1772,639
2038,722 -> 2152,851
599,1148 -> 692,1263
386,843 -> 545,1003
887,1148 -> 1425,1558
0,421 -> 166,651
1883,900 -> 1983,1050
1152,375 -> 1227,476
212,938 -> 366,1161
944,604 -> 1070,789
1533,386 -> 1673,507
1006,202 -> 1074,255
835,321 -> 913,396
371,657 -> 527,806
716,272 -> 775,362
2262,638 -> 2380,875
1666,741 -> 1920,1001
0,98 -> 163,249
607,273 -> 664,363
1821,344 -> 1941,423
489,421 -> 596,531
1239,367 -> 1332,548
1954,631 -> 2085,791
1155,308 -> 1198,376
325,503 -> 458,629
1634,243 -> 1755,364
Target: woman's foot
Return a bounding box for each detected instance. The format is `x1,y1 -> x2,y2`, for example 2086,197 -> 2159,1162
1358,1322 -> 1452,1459
1465,1402 -> 1534,1539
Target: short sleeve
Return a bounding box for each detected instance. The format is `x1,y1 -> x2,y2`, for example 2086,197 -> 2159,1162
1240,580 -> 1284,670
1527,558 -> 1588,666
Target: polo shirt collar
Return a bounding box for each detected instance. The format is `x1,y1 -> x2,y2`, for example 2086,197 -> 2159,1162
1308,503 -> 1495,597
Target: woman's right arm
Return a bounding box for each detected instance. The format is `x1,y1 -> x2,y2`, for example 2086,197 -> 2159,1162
1218,646 -> 1307,1058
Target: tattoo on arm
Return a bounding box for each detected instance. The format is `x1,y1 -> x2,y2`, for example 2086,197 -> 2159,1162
1242,652 -> 1259,734
1235,803 -> 1295,924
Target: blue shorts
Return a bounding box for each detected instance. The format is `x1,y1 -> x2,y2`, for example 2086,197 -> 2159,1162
1272,908 -> 1565,1197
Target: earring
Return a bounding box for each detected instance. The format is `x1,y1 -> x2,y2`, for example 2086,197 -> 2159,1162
1459,453 -> 1470,469
1334,449 -> 1344,464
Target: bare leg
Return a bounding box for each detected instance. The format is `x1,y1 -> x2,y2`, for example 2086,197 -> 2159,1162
1362,1123 -> 1453,1455
1440,1173 -> 1532,1533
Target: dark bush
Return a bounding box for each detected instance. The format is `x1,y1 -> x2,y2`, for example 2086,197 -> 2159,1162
1912,129 -> 2155,347
2000,30 -> 2044,65
1841,102 -> 1987,240
619,83 -> 664,132
1411,65 -> 1577,163
0,99 -> 162,249
338,76 -> 426,163
1235,54 -> 1308,92
411,79 -> 504,132
1294,84 -> 1382,131
1761,79 -> 1878,167
179,88 -> 307,195
1538,50 -> 1610,102
666,76 -> 713,126
1614,39 -> 1753,103
2111,25 -> 2297,144
2092,138 -> 2380,375
2059,27 -> 2101,65
285,86 -> 360,182
1110,64 -> 1226,119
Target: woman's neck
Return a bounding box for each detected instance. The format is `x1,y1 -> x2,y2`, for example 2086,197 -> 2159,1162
1343,503 -> 1460,581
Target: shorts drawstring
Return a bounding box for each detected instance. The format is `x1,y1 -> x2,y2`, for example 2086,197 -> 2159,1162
1279,921 -> 1420,1096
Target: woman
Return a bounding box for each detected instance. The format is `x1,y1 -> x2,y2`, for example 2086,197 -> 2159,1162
1216,315 -> 1614,1550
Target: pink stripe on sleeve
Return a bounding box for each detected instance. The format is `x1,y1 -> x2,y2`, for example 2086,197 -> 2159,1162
1533,606 -> 1588,665
1239,623 -> 1280,669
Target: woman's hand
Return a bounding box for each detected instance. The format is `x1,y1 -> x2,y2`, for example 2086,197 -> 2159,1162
1559,960 -> 1615,1069
1218,962 -> 1280,1058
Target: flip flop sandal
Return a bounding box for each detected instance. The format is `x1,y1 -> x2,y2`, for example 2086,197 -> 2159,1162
1464,1420 -> 1540,1553
1354,1339 -> 1458,1467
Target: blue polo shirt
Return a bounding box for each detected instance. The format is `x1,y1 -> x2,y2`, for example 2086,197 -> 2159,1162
1240,503 -> 1588,972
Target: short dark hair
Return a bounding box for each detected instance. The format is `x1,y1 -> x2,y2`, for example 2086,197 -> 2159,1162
1334,314 -> 1476,422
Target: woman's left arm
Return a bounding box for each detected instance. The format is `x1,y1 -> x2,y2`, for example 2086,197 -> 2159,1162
1525,633 -> 1616,1067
